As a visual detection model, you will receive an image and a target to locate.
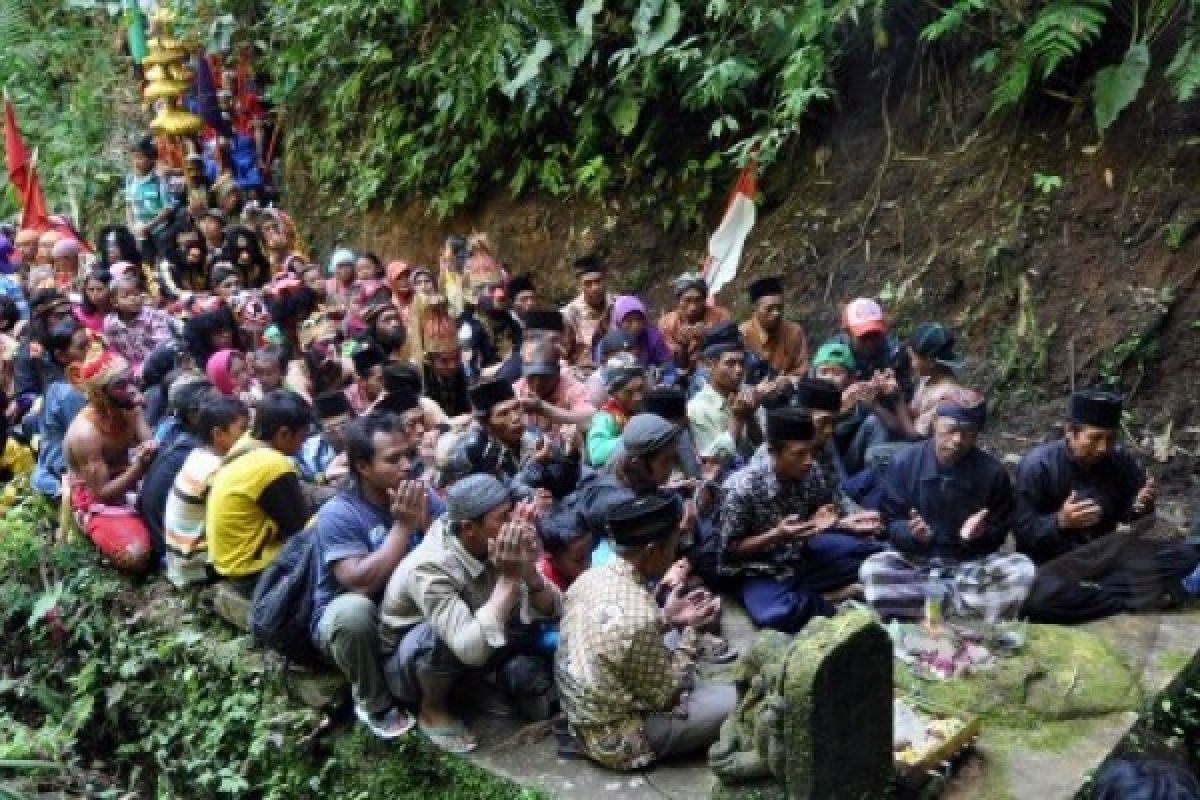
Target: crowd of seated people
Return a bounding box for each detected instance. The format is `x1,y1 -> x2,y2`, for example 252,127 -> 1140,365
4,131 -> 1199,770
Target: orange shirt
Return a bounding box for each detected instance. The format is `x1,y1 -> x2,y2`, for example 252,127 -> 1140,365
740,317 -> 809,376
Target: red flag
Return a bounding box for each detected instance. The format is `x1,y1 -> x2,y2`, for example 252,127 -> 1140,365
5,98 -> 32,196
5,98 -> 50,231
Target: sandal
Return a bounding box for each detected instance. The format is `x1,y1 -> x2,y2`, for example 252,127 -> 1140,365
355,704 -> 415,739
552,715 -> 585,759
418,718 -> 478,754
696,633 -> 738,664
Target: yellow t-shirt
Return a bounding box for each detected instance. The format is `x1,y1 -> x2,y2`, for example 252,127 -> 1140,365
206,437 -> 298,578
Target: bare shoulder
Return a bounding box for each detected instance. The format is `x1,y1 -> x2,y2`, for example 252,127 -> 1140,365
64,413 -> 102,467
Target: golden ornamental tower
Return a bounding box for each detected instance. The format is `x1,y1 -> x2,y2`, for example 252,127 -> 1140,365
142,7 -> 203,140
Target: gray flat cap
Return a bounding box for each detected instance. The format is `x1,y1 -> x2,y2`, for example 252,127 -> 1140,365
621,413 -> 680,458
446,474 -> 512,522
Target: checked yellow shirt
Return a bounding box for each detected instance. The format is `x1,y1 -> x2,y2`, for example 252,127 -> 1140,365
556,558 -> 696,770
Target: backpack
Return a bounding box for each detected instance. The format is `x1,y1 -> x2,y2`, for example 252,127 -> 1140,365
248,528 -> 324,668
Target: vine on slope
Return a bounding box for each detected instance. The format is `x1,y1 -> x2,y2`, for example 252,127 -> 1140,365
227,0 -> 888,226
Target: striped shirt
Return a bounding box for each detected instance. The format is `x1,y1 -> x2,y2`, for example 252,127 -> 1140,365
163,447 -> 221,587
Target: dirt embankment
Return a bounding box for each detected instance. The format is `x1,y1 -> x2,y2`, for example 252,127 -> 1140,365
285,29 -> 1200,509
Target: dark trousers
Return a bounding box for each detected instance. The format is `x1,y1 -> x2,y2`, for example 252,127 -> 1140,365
384,621 -> 556,719
1024,530 -> 1200,624
740,532 -> 881,633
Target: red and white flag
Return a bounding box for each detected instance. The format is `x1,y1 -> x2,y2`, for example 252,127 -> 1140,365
702,160 -> 757,298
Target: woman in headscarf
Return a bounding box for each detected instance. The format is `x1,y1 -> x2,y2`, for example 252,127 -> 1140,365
599,295 -> 673,373
585,357 -> 646,468
324,247 -> 357,317
411,265 -> 438,299
205,349 -> 251,397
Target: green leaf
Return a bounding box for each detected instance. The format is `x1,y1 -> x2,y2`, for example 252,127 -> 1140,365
972,49 -> 999,75
1093,44 -> 1149,131
608,94 -> 641,136
569,0 -> 604,66
638,0 -> 682,55
1166,39 -> 1200,102
27,584 -> 61,629
502,38 -> 554,99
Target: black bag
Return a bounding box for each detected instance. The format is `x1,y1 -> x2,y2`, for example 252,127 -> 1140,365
248,529 -> 324,667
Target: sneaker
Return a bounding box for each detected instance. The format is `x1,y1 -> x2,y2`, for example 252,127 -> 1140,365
355,704 -> 416,739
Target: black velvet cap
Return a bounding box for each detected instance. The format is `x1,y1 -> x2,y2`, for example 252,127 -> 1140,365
607,492 -> 682,547
573,255 -> 606,277
700,321 -> 745,360
747,276 -> 784,303
523,309 -> 565,333
1069,390 -> 1123,429
469,378 -> 516,413
766,408 -> 815,443
375,385 -> 420,415
508,274 -> 534,296
643,386 -> 687,420
794,378 -> 842,414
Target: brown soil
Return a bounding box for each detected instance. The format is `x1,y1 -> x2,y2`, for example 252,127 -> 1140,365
285,33 -> 1200,510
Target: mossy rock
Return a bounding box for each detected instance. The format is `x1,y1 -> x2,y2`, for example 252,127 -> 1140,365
287,667 -> 349,709
710,782 -> 788,800
896,624 -> 1140,725
782,610 -> 894,799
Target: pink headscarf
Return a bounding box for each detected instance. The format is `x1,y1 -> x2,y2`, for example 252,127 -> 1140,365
205,349 -> 241,396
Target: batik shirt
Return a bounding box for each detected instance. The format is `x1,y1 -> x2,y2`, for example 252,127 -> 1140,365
717,458 -> 835,577
557,558 -> 696,770
561,293 -> 613,372
103,308 -> 178,378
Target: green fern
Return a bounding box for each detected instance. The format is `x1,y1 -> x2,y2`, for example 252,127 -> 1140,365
991,56 -> 1033,111
1021,0 -> 1112,79
920,0 -> 989,44
987,0 -> 1111,111
1166,36 -> 1200,101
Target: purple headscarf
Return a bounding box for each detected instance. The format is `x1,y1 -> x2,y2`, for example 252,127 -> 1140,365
0,235 -> 13,275
602,295 -> 672,368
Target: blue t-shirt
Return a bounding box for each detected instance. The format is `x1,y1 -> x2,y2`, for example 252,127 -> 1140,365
309,485 -> 444,644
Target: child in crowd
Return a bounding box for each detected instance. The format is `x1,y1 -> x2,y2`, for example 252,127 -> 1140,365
163,394 -> 249,587
124,136 -> 175,260
103,274 -> 178,379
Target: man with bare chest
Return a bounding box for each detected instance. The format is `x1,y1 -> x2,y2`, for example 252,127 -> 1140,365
65,351 -> 158,572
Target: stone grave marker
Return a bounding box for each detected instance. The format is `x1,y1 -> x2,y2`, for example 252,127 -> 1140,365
711,609 -> 893,799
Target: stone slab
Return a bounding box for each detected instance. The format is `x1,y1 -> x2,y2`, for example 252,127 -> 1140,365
466,607 -> 1200,800
465,603 -> 761,799
941,610 -> 1200,800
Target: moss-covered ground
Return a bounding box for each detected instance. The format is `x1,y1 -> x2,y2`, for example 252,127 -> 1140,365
0,494 -> 539,799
